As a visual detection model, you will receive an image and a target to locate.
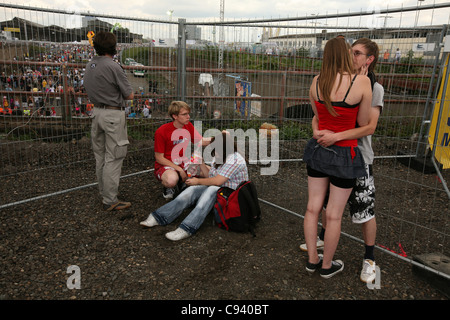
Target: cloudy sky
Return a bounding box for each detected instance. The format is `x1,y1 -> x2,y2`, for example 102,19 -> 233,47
4,0 -> 449,23
1,0 -> 449,41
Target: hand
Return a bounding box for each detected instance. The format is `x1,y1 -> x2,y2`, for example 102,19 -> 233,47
176,167 -> 188,182
359,65 -> 368,76
313,129 -> 334,140
185,177 -> 199,186
317,132 -> 338,148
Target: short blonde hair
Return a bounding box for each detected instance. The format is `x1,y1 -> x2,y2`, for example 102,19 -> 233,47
168,101 -> 191,120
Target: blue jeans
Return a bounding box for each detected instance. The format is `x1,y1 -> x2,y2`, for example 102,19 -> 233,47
151,185 -> 220,234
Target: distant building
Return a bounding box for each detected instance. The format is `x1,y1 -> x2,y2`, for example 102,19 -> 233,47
269,26 -> 445,60
0,17 -> 143,43
186,25 -> 201,41
82,16 -> 96,28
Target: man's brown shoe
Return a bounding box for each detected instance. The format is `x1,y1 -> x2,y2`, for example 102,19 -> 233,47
103,201 -> 131,211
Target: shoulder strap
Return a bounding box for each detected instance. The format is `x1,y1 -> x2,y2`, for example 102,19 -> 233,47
315,76 -> 321,101
343,74 -> 358,102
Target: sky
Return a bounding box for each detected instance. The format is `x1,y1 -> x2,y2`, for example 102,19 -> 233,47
1,0 -> 449,41
3,0 -> 449,23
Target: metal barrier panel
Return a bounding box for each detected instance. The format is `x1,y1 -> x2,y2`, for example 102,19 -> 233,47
0,4 -> 448,280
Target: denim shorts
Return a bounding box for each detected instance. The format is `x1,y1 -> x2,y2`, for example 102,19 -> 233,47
303,138 -> 366,179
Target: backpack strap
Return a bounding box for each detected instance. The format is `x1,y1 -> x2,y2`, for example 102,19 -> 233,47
216,200 -> 228,230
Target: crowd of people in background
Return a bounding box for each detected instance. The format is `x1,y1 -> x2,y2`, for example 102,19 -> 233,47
1,43 -> 93,91
0,81 -> 164,118
0,43 -> 165,117
0,44 -> 90,116
126,96 -> 155,119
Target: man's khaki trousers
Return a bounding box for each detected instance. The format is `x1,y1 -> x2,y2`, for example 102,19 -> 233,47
91,108 -> 129,205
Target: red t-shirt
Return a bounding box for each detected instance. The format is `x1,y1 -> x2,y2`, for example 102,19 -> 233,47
154,121 -> 203,170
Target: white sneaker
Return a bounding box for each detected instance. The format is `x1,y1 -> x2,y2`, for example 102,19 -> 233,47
140,215 -> 159,228
360,259 -> 377,283
299,237 -> 325,252
165,228 -> 191,241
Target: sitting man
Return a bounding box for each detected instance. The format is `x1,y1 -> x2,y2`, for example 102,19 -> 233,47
153,101 -> 211,199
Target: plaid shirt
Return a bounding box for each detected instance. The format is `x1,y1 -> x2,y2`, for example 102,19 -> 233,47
209,152 -> 249,190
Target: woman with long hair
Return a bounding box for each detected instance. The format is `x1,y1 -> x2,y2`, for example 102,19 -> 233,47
302,37 -> 372,278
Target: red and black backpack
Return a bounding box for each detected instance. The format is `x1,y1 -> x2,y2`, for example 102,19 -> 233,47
214,181 -> 261,236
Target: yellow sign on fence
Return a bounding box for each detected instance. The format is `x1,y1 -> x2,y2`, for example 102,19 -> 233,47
3,27 -> 20,32
428,53 -> 450,169
87,31 -> 95,47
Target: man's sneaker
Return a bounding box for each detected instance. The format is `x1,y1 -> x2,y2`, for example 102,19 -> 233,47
163,187 -> 176,199
360,259 -> 377,283
305,254 -> 323,274
299,237 -> 325,252
320,260 -> 344,279
140,214 -> 159,228
165,228 -> 191,241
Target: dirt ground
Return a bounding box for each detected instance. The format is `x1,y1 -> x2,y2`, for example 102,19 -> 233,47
0,135 -> 448,317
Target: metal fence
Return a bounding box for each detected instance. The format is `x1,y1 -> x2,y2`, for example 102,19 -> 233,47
0,3 -> 449,281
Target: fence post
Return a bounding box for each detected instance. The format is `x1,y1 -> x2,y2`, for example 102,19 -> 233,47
61,63 -> 71,121
279,72 -> 287,123
177,18 -> 187,101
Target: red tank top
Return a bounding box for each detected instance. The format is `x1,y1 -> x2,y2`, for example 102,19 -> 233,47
315,75 -> 360,157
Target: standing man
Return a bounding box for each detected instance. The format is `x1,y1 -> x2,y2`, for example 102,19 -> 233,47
383,50 -> 390,62
301,38 -> 384,284
84,31 -> 134,211
395,48 -> 401,62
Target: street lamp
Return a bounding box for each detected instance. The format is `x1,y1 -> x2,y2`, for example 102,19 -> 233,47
378,15 -> 393,28
414,0 -> 425,28
166,10 -> 174,87
310,14 -> 320,53
166,10 -> 173,39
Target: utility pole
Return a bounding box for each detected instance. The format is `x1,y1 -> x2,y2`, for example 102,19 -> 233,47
217,0 -> 224,95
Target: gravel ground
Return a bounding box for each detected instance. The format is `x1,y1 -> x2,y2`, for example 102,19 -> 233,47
0,136 -> 448,316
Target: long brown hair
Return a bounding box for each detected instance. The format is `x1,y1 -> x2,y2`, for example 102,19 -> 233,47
318,37 -> 354,116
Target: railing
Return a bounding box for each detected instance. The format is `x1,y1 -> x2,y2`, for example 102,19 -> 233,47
0,3 -> 449,295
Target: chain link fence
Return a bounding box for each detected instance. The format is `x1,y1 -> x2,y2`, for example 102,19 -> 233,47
0,3 -> 449,285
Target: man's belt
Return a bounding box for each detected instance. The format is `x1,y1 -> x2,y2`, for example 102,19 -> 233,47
95,103 -> 123,110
